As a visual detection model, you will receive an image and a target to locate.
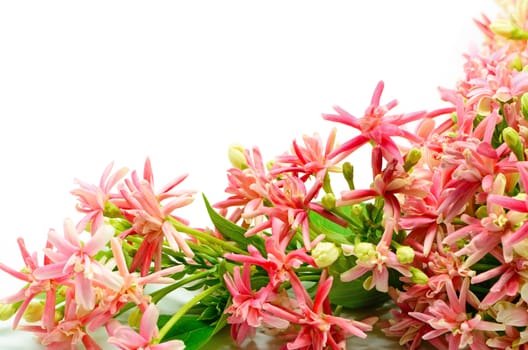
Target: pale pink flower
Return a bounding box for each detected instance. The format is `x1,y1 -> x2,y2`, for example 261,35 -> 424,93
34,218 -> 117,311
409,278 -> 505,349
271,128 -> 341,180
85,238 -> 184,331
340,241 -> 411,293
71,161 -> 129,234
32,290 -> 102,350
106,303 -> 185,350
488,162 -> 528,261
0,238 -> 64,331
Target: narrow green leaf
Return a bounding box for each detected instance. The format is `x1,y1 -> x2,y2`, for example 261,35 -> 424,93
202,194 -> 265,252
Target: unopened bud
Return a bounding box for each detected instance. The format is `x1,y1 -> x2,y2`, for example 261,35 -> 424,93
0,304 -> 16,321
103,201 -> 123,219
396,246 -> 415,264
491,19 -> 528,39
354,242 -> 376,263
403,148 -> 422,172
503,127 -> 525,161
23,302 -> 44,323
511,55 -> 523,71
312,242 -> 341,268
521,93 -> 528,120
342,162 -> 355,190
128,308 -> 142,328
409,267 -> 428,284
321,193 -> 336,210
228,144 -> 248,170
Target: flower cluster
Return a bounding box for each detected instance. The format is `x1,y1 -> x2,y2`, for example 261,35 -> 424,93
4,1 -> 528,350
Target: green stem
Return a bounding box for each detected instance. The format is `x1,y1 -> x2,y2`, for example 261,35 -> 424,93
169,218 -> 247,255
157,283 -> 223,342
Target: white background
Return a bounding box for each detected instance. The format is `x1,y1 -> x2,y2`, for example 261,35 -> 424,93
0,1 -> 499,349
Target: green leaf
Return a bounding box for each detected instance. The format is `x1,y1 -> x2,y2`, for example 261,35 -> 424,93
158,314 -> 216,350
308,210 -> 351,244
329,275 -> 389,310
202,194 -> 265,252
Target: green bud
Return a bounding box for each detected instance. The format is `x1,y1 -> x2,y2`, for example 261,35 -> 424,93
351,204 -> 363,216
312,242 -> 341,268
503,127 -> 525,161
227,144 -> 248,170
409,267 -> 429,285
354,242 -> 377,263
475,205 -> 488,219
403,148 -> 422,172
103,201 -> 123,219
521,93 -> 528,120
511,55 -> 523,71
322,171 -> 333,194
23,302 -> 44,323
342,162 -> 355,190
490,19 -> 528,39
396,246 -> 415,264
128,308 -> 142,328
0,304 -> 16,321
321,193 -> 336,211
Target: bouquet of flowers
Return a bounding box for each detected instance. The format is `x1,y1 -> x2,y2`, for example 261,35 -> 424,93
5,1 -> 528,349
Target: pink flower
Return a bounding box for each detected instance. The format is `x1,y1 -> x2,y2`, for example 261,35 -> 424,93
34,218 -> 117,311
223,264 -> 292,345
323,80 -> 430,163
0,238 -> 64,331
106,303 -> 185,350
32,290 -> 102,350
340,241 -> 411,293
84,238 -> 184,331
283,271 -> 377,350
213,146 -> 270,225
119,158 -> 196,275
225,235 -> 316,289
271,128 -> 341,180
409,278 -> 505,349
71,161 -> 129,234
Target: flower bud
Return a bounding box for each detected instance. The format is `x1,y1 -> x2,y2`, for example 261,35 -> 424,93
354,242 -> 377,263
23,302 -> 44,323
128,308 -> 142,328
521,93 -> 528,120
321,193 -> 336,211
396,246 -> 415,264
403,148 -> 422,172
228,144 -> 248,170
0,304 -> 16,321
342,162 -> 355,190
103,201 -> 123,219
409,267 -> 428,284
312,242 -> 341,268
511,55 -> 523,71
490,19 -> 528,39
503,127 -> 525,161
